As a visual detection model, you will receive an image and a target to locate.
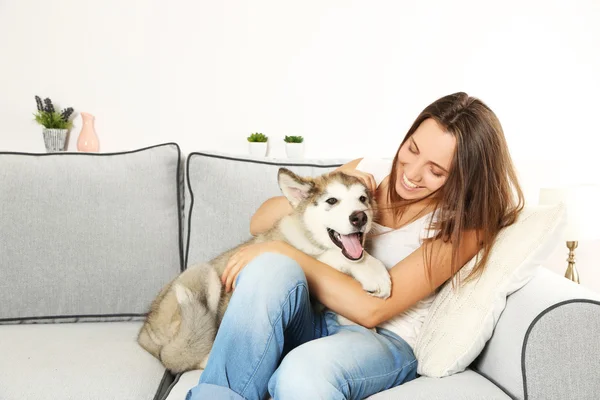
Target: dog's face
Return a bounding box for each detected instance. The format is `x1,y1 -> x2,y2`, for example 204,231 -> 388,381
278,168 -> 375,262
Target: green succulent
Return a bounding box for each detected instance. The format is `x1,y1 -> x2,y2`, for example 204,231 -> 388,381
247,132 -> 268,142
283,135 -> 304,143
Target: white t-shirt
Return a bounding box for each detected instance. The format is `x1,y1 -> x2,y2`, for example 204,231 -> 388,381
356,158 -> 437,349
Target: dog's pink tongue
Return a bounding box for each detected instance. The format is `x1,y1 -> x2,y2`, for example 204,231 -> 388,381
340,233 -> 363,259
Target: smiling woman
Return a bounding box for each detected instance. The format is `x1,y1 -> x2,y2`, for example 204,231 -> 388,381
382,93 -> 524,288
393,118 -> 455,198
187,92 -> 525,400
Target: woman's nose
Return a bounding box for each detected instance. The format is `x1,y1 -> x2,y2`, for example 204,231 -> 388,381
404,164 -> 423,182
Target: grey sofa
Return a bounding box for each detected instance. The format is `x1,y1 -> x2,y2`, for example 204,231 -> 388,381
1,143 -> 598,400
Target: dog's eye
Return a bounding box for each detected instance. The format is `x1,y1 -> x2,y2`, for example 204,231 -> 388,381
359,195 -> 367,203
326,198 -> 338,205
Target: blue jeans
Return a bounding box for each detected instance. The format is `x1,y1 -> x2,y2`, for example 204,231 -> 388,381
186,253 -> 417,400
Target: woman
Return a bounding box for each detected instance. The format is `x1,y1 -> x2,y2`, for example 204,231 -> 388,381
187,92 -> 524,400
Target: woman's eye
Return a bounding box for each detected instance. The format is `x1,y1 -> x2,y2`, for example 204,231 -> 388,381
359,195 -> 367,203
431,169 -> 443,178
326,198 -> 338,205
408,146 -> 418,154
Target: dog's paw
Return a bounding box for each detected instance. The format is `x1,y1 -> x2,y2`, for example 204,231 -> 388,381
353,258 -> 392,299
174,284 -> 194,304
361,272 -> 392,299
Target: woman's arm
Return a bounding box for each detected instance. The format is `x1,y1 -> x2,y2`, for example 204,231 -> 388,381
274,229 -> 481,328
248,157 -> 480,327
249,196 -> 292,236
249,158 -> 369,236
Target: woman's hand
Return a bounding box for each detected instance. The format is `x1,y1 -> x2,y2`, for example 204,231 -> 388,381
221,241 -> 287,292
334,167 -> 377,197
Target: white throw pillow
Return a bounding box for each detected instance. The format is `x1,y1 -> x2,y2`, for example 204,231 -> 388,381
414,203 -> 566,377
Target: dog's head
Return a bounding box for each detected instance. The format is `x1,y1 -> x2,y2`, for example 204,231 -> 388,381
277,168 -> 375,262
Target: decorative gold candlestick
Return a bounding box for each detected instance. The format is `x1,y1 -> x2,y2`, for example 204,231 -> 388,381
540,185 -> 600,286
565,241 -> 579,284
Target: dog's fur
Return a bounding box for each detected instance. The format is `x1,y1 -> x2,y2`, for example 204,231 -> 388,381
137,168 -> 392,373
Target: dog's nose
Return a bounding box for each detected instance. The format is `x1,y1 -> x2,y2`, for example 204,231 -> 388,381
349,211 -> 367,228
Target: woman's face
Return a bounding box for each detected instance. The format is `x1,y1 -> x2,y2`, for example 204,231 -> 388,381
394,118 -> 456,200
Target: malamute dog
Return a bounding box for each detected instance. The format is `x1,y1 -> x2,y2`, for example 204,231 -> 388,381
137,168 -> 392,373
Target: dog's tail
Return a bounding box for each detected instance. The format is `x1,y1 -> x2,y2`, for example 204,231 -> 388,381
159,280 -> 220,373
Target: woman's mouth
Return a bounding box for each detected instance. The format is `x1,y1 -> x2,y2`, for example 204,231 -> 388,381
401,173 -> 422,191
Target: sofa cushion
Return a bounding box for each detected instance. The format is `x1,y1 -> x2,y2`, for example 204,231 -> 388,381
164,370 -> 202,400
0,322 -> 167,400
0,143 -> 184,323
368,369 -> 511,399
161,369 -> 510,400
185,152 -> 347,267
414,203 -> 566,377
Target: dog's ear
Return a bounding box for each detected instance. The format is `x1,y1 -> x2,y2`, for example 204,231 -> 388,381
278,168 -> 314,207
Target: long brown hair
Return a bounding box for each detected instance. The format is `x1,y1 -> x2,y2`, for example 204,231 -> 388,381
388,92 -> 524,287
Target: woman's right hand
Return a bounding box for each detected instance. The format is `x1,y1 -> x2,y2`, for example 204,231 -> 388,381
334,164 -> 377,197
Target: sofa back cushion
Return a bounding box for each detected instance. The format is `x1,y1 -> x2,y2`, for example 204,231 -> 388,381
0,143 -> 183,323
185,152 -> 346,267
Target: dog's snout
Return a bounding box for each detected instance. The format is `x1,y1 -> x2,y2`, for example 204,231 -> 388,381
349,211 -> 367,228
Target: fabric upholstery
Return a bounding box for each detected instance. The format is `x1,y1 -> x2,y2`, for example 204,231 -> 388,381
472,268 -> 600,399
0,143 -> 183,323
367,369 -> 511,399
523,300 -> 600,400
0,322 -> 166,400
162,369 -> 511,400
185,152 -> 347,267
163,370 -> 202,400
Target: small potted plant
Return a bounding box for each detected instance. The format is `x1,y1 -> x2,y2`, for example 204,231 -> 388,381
284,135 -> 304,159
33,96 -> 74,153
247,132 -> 268,157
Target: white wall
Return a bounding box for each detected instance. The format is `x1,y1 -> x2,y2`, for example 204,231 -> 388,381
1,0 -> 599,291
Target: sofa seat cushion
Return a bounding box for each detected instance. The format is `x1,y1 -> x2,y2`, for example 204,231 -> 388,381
162,369 -> 509,400
0,322 -> 167,400
164,370 -> 202,400
164,370 -> 271,400
368,369 -> 511,399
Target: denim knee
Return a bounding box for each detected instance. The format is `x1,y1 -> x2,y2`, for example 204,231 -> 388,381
269,347 -> 347,400
236,252 -> 307,294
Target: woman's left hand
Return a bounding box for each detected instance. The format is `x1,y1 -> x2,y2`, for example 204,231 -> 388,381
221,241 -> 288,292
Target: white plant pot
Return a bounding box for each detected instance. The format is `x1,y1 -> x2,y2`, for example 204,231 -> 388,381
42,128 -> 68,153
285,142 -> 305,159
248,142 -> 268,157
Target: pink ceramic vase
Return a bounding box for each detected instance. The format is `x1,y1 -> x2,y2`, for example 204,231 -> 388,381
77,112 -> 100,152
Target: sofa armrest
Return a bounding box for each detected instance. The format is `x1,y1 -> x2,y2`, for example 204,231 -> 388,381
472,267 -> 600,400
